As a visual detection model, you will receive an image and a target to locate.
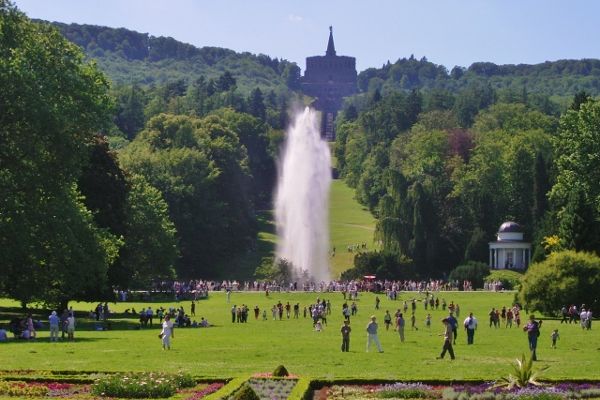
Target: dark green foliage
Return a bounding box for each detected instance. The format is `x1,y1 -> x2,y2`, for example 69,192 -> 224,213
0,2 -> 118,307
519,250 -> 600,314
551,100 -> 600,253
272,365 -> 290,377
120,113 -> 258,278
448,261 -> 490,289
233,384 -> 260,400
570,90 -> 592,111
120,174 -> 177,289
341,251 -> 415,281
115,85 -> 146,139
248,87 -> 266,121
255,258 -> 293,283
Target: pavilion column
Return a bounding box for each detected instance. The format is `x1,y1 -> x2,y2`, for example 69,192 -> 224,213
489,249 -> 493,268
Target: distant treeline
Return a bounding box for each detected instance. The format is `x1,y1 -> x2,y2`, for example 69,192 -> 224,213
358,56 -> 600,99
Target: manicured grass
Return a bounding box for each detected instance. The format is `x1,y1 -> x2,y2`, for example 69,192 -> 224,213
329,179 -> 378,277
1,292 -> 597,380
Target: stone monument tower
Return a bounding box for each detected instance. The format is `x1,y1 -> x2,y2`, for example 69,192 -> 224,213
301,27 -> 357,141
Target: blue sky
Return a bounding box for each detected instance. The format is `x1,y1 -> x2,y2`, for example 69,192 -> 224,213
14,0 -> 600,73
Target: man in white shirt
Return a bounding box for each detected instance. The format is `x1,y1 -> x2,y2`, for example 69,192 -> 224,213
464,312 -> 478,345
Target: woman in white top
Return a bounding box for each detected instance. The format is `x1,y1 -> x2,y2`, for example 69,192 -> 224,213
161,315 -> 174,350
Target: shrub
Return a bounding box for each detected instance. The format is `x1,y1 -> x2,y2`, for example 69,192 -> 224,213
449,261 -> 490,289
232,383 -> 260,400
272,365 -> 289,377
486,270 -> 523,290
519,250 -> 600,314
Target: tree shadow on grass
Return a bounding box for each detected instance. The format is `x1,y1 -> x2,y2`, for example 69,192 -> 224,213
0,337 -> 111,345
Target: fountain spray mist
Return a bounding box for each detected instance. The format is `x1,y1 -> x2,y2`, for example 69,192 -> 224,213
275,107 -> 331,282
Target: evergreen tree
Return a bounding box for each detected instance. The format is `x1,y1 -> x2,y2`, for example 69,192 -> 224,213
248,87 -> 266,121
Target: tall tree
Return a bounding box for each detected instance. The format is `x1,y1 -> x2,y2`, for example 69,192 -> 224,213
247,87 -> 266,121
0,2 -> 115,307
550,101 -> 600,253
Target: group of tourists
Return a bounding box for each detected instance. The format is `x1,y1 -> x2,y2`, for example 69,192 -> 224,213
560,305 -> 593,329
488,305 -> 523,328
1,310 -> 76,342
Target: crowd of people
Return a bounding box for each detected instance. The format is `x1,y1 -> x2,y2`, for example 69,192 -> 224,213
118,279 -> 478,300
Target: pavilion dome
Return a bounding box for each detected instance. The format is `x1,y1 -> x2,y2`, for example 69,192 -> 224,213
498,221 -> 522,233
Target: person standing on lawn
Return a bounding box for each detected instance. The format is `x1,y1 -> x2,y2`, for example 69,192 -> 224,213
366,315 -> 383,353
341,320 -> 351,352
161,315 -> 174,350
524,314 -> 542,361
49,311 -> 59,342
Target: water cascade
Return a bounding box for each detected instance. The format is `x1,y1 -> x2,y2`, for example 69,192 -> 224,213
274,107 -> 331,282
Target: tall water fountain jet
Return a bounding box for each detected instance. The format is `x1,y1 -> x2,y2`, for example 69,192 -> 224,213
275,107 -> 331,282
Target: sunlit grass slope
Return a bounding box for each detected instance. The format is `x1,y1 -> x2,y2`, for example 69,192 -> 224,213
328,179 -> 378,278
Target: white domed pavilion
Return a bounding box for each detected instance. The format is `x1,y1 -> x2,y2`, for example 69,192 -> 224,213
488,221 -> 531,270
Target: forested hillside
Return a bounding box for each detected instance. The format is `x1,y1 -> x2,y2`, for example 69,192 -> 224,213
43,21 -> 301,93
358,56 -> 600,101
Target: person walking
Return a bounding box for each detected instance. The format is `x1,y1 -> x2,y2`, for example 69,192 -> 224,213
366,315 -> 383,353
524,314 -> 542,361
463,312 -> 478,344
49,311 -> 59,342
161,315 -> 174,350
447,312 -> 458,345
341,320 -> 351,352
437,318 -> 455,360
396,312 -> 405,342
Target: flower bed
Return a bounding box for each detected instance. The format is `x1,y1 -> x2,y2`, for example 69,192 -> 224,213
182,383 -> 225,400
324,383 -> 600,400
0,380 -> 92,397
91,371 -> 196,398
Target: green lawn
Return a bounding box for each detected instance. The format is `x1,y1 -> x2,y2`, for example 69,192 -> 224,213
329,179 -> 378,277
1,292 -> 597,380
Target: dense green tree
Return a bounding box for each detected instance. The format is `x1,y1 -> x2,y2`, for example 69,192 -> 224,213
0,2 -> 115,307
247,87 -> 266,121
217,71 -> 236,92
519,250 -> 600,314
340,251 -> 415,281
120,174 -> 177,288
569,90 -> 592,111
550,100 -> 600,253
115,84 -> 146,139
448,261 -> 490,289
453,83 -> 496,127
120,113 -> 256,278
210,108 -> 276,208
